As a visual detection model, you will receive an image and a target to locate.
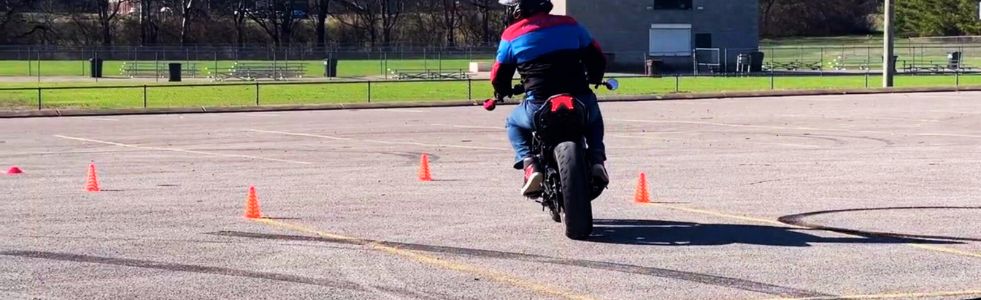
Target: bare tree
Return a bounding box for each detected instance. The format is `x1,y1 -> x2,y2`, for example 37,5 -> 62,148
0,0 -> 29,39
311,0 -> 329,48
138,0 -> 162,45
233,0 -> 247,46
95,0 -> 126,46
379,0 -> 404,47
440,0 -> 460,48
466,0 -> 493,46
174,0 -> 196,45
245,0 -> 300,46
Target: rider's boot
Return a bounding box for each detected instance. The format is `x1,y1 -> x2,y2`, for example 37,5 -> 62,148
521,157 -> 544,197
591,163 -> 609,188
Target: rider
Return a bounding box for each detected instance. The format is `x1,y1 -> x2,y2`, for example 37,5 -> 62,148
492,0 -> 609,197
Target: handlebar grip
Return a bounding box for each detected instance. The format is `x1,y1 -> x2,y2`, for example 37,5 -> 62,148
483,99 -> 498,111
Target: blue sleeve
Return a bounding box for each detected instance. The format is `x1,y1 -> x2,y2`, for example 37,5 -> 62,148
496,40 -> 515,64
578,25 -> 594,48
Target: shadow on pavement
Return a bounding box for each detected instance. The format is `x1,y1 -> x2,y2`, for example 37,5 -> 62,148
589,219 -> 962,246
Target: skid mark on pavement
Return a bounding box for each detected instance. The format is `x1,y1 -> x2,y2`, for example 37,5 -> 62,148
248,129 -> 510,151
54,135 -> 313,165
779,206 -> 981,243
249,219 -> 594,300
645,203 -> 981,259
0,250 -> 363,291
216,226 -> 831,298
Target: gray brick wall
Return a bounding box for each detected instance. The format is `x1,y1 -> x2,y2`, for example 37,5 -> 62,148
556,0 -> 759,72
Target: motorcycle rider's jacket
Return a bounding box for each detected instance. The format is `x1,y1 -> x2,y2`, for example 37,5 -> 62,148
491,13 -> 606,102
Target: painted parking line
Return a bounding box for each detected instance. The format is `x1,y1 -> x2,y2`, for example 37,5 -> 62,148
248,129 -> 510,151
54,135 -> 313,165
86,117 -> 121,122
429,123 -> 826,151
644,203 -> 981,259
765,289 -> 981,300
610,118 -> 981,139
254,218 -> 593,300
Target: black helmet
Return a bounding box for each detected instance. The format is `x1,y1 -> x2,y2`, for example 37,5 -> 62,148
500,0 -> 553,23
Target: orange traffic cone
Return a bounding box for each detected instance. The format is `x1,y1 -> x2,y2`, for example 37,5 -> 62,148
244,185 -> 262,219
634,172 -> 650,204
85,163 -> 100,192
6,166 -> 23,175
418,153 -> 433,182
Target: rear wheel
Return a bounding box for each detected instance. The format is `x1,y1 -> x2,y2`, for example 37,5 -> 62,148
554,141 -> 593,240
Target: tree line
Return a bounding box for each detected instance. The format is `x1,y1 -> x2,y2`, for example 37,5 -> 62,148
895,0 -> 981,37
762,0 -> 981,38
0,0 -> 507,48
1,0 -> 979,47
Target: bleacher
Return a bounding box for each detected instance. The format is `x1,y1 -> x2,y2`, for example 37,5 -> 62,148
389,68 -> 470,80
209,62 -> 306,81
120,62 -> 199,78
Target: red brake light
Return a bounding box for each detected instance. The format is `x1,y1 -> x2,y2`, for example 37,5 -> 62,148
550,95 -> 575,112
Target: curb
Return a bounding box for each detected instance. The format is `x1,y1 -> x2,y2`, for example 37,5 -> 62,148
2,86 -> 979,118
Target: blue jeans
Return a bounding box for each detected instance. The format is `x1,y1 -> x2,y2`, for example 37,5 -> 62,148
506,92 -> 606,169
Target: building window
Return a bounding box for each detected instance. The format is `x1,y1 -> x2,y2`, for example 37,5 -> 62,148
653,0 -> 692,10
649,24 -> 692,56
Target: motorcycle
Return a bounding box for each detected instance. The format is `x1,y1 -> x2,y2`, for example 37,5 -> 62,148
483,79 -> 619,240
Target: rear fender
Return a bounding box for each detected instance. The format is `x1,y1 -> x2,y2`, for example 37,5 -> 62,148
534,94 -> 587,145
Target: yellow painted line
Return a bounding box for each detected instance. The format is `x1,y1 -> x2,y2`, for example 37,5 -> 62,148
906,244 -> 981,259
645,203 -> 981,259
765,289 -> 981,300
646,203 -> 787,226
254,218 -> 593,300
54,135 -> 313,165
248,129 -> 510,151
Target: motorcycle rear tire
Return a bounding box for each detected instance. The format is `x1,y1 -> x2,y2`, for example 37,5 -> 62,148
554,141 -> 593,240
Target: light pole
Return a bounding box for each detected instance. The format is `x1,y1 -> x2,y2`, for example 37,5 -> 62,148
883,0 -> 895,87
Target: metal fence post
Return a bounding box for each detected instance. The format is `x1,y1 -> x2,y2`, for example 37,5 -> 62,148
37,87 -> 42,110
467,78 -> 472,100
255,82 -> 260,106
674,73 -> 681,93
143,85 -> 148,108
865,68 -> 870,89
367,81 -> 372,103
28,48 -> 33,77
955,68 -> 960,88
37,50 -> 42,83
723,48 -> 728,75
770,71 -> 775,90
819,47 -> 825,76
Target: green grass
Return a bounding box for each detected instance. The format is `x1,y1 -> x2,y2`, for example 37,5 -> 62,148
2,74 -> 980,110
762,35 -> 886,47
759,36 -> 981,70
0,59 -> 491,78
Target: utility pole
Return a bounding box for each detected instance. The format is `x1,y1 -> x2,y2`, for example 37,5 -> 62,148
883,0 -> 895,87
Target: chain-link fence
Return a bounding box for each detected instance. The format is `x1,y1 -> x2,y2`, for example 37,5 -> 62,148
2,72 -> 980,111
0,45 -> 497,80
4,44 -> 980,81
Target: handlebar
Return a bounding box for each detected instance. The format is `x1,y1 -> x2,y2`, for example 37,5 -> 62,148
483,79 -> 620,111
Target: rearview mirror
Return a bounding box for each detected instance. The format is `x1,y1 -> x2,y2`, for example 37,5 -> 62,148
606,78 -> 619,91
